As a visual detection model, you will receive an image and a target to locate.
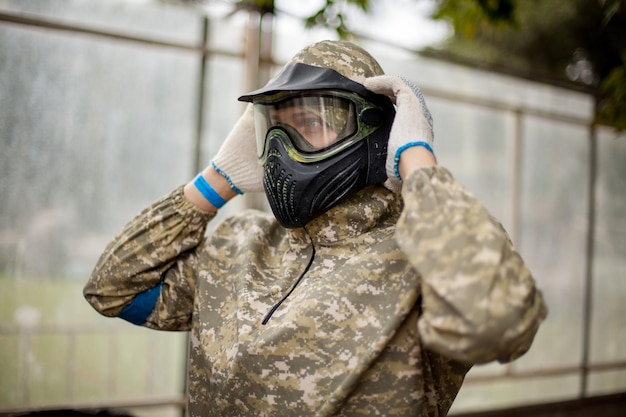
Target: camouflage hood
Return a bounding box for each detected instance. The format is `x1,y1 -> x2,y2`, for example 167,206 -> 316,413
238,39 -> 386,101
287,39 -> 385,83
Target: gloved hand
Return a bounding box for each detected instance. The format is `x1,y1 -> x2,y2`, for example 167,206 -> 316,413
210,103 -> 264,194
363,76 -> 434,193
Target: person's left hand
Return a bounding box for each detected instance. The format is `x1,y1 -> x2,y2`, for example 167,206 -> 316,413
363,75 -> 435,192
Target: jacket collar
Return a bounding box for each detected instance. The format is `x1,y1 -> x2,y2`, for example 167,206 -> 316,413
287,185 -> 401,246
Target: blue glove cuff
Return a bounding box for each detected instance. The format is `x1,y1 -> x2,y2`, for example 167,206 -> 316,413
210,161 -> 244,195
393,141 -> 435,180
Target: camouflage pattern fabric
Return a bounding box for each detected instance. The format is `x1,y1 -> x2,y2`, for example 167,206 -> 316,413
85,165 -> 547,416
289,40 -> 385,82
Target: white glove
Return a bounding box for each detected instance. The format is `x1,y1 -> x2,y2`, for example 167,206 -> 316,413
363,76 -> 434,193
210,104 -> 264,194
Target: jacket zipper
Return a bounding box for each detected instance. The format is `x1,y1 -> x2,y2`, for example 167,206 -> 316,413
262,245 -> 316,325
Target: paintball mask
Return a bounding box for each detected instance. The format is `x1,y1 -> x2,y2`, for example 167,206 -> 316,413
238,41 -> 395,228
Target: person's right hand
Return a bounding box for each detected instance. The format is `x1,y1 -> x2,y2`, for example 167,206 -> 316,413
210,103 -> 264,195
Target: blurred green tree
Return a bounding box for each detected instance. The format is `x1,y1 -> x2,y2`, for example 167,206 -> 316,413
430,0 -> 626,131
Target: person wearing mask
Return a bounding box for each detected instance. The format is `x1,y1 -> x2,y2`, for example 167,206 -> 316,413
84,40 -> 547,416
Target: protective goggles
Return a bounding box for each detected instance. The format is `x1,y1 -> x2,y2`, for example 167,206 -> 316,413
253,90 -> 385,164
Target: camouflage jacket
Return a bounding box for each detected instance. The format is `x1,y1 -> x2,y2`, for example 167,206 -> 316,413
85,166 -> 547,417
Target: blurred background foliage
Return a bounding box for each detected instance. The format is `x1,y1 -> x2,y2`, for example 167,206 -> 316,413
431,0 -> 626,132
174,0 -> 626,132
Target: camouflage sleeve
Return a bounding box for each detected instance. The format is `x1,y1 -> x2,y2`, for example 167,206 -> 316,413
84,186 -> 215,331
396,166 -> 548,364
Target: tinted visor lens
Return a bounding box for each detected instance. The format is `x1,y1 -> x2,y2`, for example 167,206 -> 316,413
254,93 -> 357,162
